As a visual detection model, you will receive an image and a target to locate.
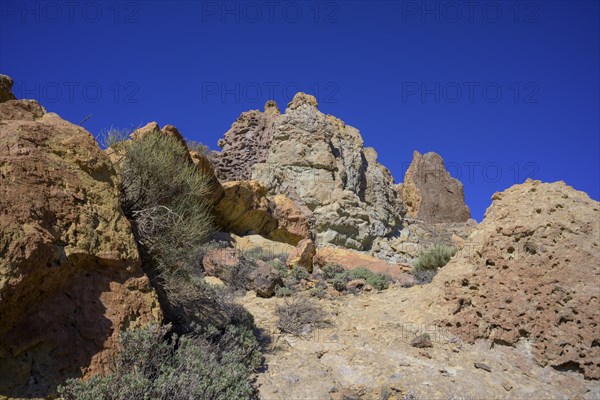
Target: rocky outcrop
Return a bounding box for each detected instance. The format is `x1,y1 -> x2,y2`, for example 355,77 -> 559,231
0,93 -> 162,397
400,151 -> 470,223
286,239 -> 316,273
0,75 -> 17,103
439,180 -> 600,379
251,93 -> 403,251
214,180 -> 312,246
212,100 -> 280,181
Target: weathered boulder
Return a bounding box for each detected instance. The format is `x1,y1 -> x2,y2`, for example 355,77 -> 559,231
0,75 -> 17,102
400,151 -> 470,223
214,180 -> 277,236
202,248 -> 240,278
0,93 -> 162,397
213,100 -> 280,181
439,179 -> 600,379
214,180 -> 312,245
269,194 -> 314,244
231,234 -> 295,260
251,93 -> 403,250
286,238 -> 316,273
247,261 -> 283,298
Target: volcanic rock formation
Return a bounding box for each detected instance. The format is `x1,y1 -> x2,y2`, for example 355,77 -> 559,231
438,179 -> 600,379
0,88 -> 162,397
400,150 -> 470,223
213,100 -> 280,181
248,93 -> 404,251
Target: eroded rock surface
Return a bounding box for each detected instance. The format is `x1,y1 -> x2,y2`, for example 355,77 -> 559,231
440,179 -> 600,379
400,150 -> 470,223
213,100 -> 280,181
0,95 -> 162,397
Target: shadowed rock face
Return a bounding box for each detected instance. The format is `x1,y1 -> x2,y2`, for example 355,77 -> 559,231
0,89 -> 162,397
437,179 -> 600,379
400,150 -> 470,223
250,93 -> 404,251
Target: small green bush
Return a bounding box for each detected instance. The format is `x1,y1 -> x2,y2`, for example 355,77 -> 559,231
322,264 -> 345,280
411,244 -> 457,284
269,259 -> 289,279
289,265 -> 309,282
326,267 -> 391,291
412,244 -> 457,272
58,323 -> 259,400
275,298 -> 329,336
275,286 -> 293,298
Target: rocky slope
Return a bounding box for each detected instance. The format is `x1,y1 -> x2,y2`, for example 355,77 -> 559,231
0,81 -> 162,398
440,179 -> 600,379
238,179 -> 600,399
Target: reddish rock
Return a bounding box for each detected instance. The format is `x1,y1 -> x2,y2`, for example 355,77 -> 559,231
202,248 -> 241,278
315,247 -> 414,284
400,151 -> 470,223
286,239 -> 317,273
0,93 -> 162,397
212,100 -> 280,181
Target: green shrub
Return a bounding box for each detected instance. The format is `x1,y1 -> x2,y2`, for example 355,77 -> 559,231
106,129 -> 214,280
289,265 -> 309,282
269,259 -> 289,279
411,244 -> 457,284
325,267 -> 391,292
309,286 -> 327,299
275,298 -> 329,336
412,244 -> 457,272
322,264 -> 345,280
93,129 -> 260,397
58,323 -> 259,400
275,286 -> 293,298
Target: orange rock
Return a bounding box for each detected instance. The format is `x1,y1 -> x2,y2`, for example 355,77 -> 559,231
0,93 -> 161,397
286,239 -> 316,273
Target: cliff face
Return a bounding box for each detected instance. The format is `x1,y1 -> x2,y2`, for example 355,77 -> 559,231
0,84 -> 162,397
400,150 -> 471,223
247,93 -> 404,251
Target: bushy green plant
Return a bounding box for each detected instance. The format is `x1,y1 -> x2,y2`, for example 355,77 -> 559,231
275,286 -> 293,298
275,298 -> 329,336
58,323 -> 259,400
92,129 -> 261,397
411,244 -> 457,284
322,264 -> 345,280
325,267 -> 391,291
412,244 -> 457,271
289,265 -> 309,282
269,259 -> 289,279
105,130 -> 214,280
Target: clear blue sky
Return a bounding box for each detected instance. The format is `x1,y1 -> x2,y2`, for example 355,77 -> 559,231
1,0 -> 598,220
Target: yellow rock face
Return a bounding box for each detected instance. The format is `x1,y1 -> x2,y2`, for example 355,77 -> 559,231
0,97 -> 162,398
